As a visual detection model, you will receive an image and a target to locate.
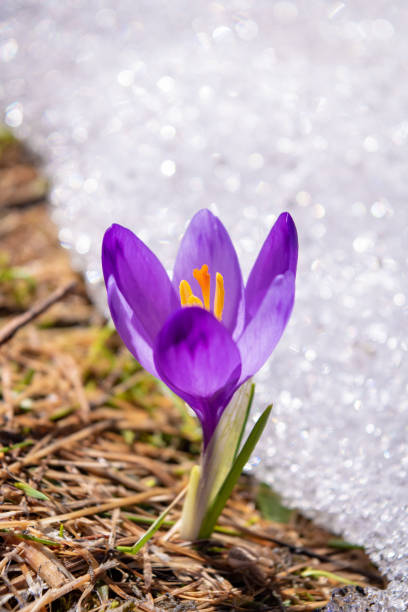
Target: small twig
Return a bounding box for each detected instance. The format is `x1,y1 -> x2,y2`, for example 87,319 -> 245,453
143,546 -> 153,592
0,280 -> 77,347
39,488 -> 169,526
0,362 -> 13,421
108,507 -> 120,549
17,560 -> 117,612
81,449 -> 176,487
55,354 -> 90,422
15,540 -> 71,588
0,420 -> 113,480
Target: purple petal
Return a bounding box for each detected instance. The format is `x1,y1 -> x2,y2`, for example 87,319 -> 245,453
154,307 -> 242,446
105,276 -> 158,376
238,271 -> 296,382
245,213 -> 298,324
102,224 -> 178,347
173,209 -> 244,337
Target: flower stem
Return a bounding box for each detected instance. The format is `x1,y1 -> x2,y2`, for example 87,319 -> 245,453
180,464 -> 201,540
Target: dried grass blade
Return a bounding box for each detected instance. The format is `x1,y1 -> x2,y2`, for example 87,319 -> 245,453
39,488 -> 169,526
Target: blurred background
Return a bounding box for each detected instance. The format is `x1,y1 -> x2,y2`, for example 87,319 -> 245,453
1,2 -> 407,608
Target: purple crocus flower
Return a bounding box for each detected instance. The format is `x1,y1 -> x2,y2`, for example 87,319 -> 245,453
102,210 -> 298,448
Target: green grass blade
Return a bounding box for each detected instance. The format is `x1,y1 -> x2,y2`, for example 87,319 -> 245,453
13,481 -> 49,500
198,404 -> 272,539
0,529 -> 61,547
116,487 -> 185,555
0,440 -> 34,453
327,538 -> 364,550
124,513 -> 175,528
49,406 -> 75,421
301,568 -> 359,586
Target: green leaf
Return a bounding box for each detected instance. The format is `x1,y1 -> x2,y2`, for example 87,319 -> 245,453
20,369 -> 35,387
117,487 -> 185,555
233,383 -> 255,461
199,381 -> 254,511
13,481 -> 49,501
256,482 -> 293,523
327,538 -> 364,550
124,513 -> 175,528
0,529 -> 61,547
179,382 -> 255,540
301,568 -> 359,586
49,406 -> 75,421
0,440 -> 34,453
198,403 -> 273,539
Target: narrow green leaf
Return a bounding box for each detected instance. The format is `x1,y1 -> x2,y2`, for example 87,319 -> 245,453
13,481 -> 49,501
0,440 -> 34,453
0,529 -> 61,547
233,383 -> 255,461
301,568 -> 360,586
17,533 -> 60,546
116,487 -> 185,555
124,513 -> 175,528
198,404 -> 273,539
256,482 -> 293,523
327,538 -> 364,550
21,369 -> 35,386
196,380 -> 254,521
213,525 -> 241,536
49,406 -> 75,421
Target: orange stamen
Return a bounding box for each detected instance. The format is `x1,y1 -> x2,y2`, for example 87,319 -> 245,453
180,267 -> 224,320
193,264 -> 211,310
214,273 -> 224,321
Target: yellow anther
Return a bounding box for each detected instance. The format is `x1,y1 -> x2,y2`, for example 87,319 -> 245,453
214,273 -> 225,321
187,295 -> 203,307
179,280 -> 193,306
193,264 -> 211,310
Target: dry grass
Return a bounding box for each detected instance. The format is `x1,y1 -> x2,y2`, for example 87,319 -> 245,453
0,137 -> 385,611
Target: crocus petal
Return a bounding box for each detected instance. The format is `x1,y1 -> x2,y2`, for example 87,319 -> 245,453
173,209 -> 244,337
106,276 -> 158,376
154,307 -> 242,446
102,224 -> 178,347
238,271 -> 296,382
245,212 -> 298,324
